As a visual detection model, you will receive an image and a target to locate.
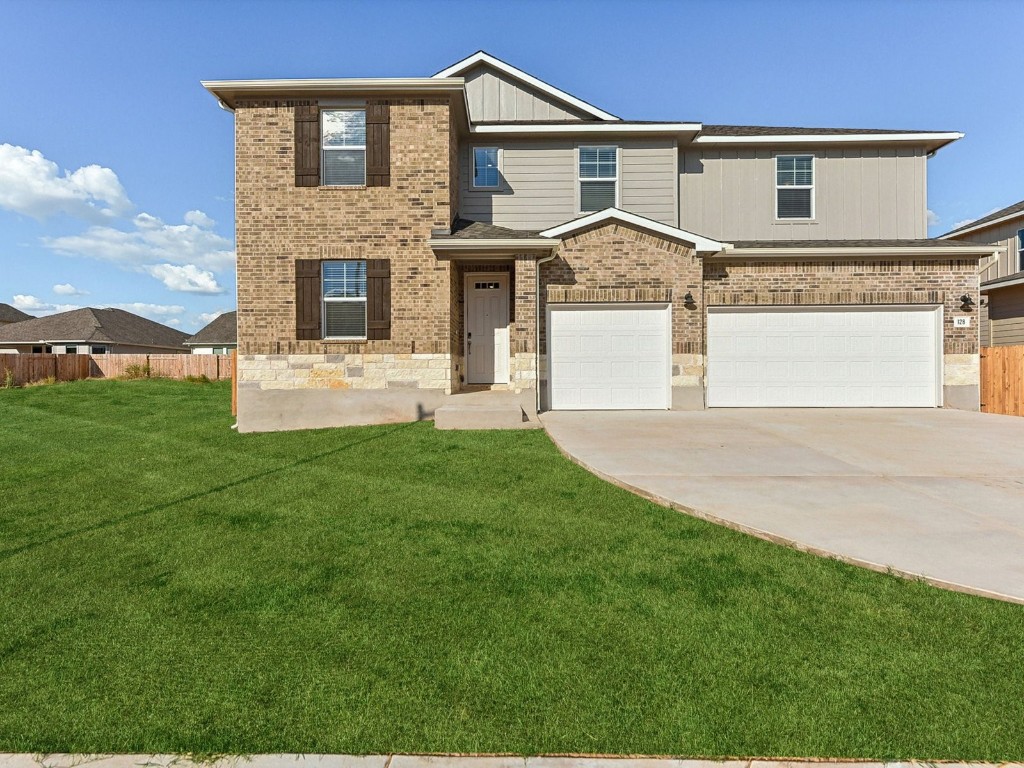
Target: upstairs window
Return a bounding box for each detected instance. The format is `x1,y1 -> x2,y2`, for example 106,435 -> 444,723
322,260 -> 367,339
1018,229 -> 1024,271
579,146 -> 617,212
322,109 -> 366,186
776,155 -> 814,219
473,147 -> 500,188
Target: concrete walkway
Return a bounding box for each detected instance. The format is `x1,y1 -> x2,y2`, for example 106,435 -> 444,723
542,409 -> 1024,604
3,756 -> 1021,768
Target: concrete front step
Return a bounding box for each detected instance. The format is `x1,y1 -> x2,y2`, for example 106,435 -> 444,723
434,403 -> 538,430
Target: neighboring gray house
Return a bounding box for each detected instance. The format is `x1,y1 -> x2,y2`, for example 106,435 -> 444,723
204,50 -> 998,432
0,307 -> 189,354
941,201 -> 1024,346
185,311 -> 237,354
0,303 -> 31,325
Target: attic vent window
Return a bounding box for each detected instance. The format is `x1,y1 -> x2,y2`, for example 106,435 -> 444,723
579,146 -> 617,212
776,155 -> 814,219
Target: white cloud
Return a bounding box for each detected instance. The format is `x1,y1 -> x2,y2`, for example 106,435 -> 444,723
951,219 -> 974,231
144,263 -> 224,294
0,144 -> 132,221
103,302 -> 186,323
926,209 -> 940,226
198,309 -> 228,324
42,210 -> 235,272
11,294 -> 82,316
53,283 -> 88,296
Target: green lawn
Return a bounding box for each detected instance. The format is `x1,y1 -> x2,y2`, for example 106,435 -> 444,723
0,379 -> 1022,759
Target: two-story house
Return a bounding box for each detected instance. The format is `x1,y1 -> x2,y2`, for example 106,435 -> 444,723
941,200 -> 1024,346
203,51 -> 998,432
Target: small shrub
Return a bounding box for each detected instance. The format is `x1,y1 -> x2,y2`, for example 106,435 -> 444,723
25,376 -> 57,387
122,363 -> 150,380
2,368 -> 13,389
183,374 -> 212,384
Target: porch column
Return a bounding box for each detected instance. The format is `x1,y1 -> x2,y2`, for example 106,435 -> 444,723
511,253 -> 537,393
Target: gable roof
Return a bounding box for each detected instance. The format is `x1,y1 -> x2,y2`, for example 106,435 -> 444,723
185,311 -> 237,346
941,199 -> 1024,239
0,307 -> 189,348
432,50 -> 619,121
0,303 -> 31,324
539,208 -> 730,253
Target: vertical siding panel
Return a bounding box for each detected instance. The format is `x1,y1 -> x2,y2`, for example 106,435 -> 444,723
878,147 -> 898,238
825,148 -> 844,239
498,76 -> 517,120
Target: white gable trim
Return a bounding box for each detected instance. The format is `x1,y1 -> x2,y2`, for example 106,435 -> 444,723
432,51 -> 620,122
694,132 -> 963,145
540,208 -> 731,253
940,209 -> 1024,239
470,123 -> 701,135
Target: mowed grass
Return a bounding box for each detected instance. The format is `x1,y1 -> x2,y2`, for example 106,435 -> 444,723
0,379 -> 1022,759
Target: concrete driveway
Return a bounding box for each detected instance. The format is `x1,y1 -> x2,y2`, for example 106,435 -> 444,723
542,409 -> 1024,603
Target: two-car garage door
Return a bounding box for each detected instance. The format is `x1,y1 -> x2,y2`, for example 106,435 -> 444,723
706,306 -> 942,407
548,303 -> 942,410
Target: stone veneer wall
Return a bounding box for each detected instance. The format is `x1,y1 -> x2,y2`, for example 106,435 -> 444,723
234,96 -> 456,364
238,353 -> 452,392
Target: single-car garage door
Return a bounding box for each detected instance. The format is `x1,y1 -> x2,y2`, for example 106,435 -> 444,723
707,306 -> 941,407
549,303 -> 671,410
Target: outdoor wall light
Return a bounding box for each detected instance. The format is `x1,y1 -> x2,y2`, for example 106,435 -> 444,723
683,291 -> 695,305
960,294 -> 975,310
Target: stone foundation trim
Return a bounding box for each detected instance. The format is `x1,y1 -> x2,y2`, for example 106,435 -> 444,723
239,353 -> 453,393
705,290 -> 945,306
546,287 -> 673,303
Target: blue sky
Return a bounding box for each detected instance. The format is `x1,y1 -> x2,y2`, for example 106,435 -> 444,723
1,0 -> 1021,332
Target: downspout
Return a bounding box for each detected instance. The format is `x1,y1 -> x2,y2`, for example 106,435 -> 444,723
535,249 -> 558,416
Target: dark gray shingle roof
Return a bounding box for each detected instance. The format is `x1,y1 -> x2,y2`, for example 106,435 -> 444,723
942,200 -> 1024,238
0,303 -> 32,324
700,125 -> 946,136
730,239 -> 990,249
445,218 -> 543,239
0,307 -> 189,348
185,311 -> 237,345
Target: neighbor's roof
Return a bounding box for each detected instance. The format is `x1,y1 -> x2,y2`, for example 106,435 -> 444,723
941,199 -> 1024,239
185,311 -> 237,346
0,303 -> 31,324
0,307 -> 189,348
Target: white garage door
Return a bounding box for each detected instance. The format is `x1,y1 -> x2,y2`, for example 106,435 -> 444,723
549,303 -> 671,410
707,306 -> 941,407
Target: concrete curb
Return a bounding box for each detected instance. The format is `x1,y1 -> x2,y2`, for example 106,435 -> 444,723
539,418 -> 1024,606
2,757 -> 1022,768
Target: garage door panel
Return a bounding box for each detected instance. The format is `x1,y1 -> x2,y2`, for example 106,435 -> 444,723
708,307 -> 940,408
550,304 -> 670,410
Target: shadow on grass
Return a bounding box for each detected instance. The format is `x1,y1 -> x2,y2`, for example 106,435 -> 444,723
0,422 -> 415,561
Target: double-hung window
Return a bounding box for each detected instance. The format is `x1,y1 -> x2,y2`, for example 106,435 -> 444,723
322,261 -> 367,339
322,109 -> 366,186
776,155 -> 814,219
579,146 -> 617,212
1018,229 -> 1024,271
473,147 -> 500,188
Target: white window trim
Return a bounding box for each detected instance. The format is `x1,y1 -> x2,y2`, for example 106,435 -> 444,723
322,261 -> 368,341
471,146 -> 501,189
1018,228 -> 1024,271
321,108 -> 367,188
577,145 -> 620,213
775,153 -> 815,221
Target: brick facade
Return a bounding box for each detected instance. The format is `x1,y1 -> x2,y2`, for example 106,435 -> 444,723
235,97 -> 457,367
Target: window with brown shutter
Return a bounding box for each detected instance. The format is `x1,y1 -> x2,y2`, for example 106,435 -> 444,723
366,259 -> 391,339
365,102 -> 390,187
295,259 -> 322,339
294,104 -> 320,187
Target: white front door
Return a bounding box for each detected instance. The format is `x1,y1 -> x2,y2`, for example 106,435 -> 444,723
548,303 -> 672,410
706,305 -> 942,407
465,273 -> 510,384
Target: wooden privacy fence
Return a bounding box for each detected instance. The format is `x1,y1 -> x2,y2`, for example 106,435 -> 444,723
980,345 -> 1024,416
0,353 -> 233,387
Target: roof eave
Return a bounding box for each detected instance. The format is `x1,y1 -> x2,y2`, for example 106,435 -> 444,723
717,245 -> 1000,259
469,122 -> 702,136
941,210 -> 1024,239
428,238 -> 557,253
693,132 -> 964,152
201,77 -> 466,110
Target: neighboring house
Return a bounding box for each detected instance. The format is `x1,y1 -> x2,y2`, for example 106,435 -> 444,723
0,307 -> 189,354
203,50 -> 998,432
941,200 -> 1024,346
185,311 -> 237,354
0,303 -> 32,325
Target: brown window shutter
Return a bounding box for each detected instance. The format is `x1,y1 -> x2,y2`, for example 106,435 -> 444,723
365,102 -> 390,187
294,104 -> 320,187
366,259 -> 391,340
295,259 -> 322,340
